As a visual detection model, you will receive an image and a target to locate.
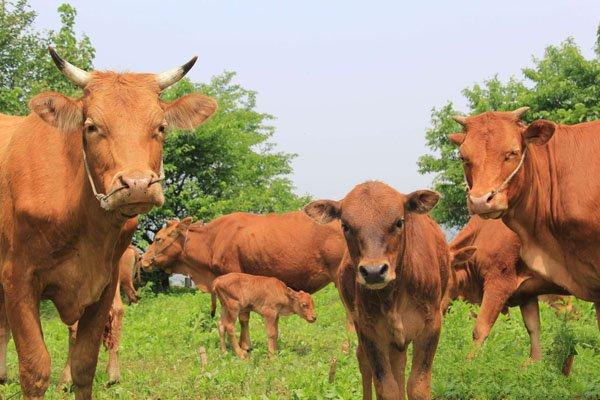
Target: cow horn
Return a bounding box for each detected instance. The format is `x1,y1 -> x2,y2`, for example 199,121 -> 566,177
452,115 -> 468,126
155,56 -> 198,90
48,46 -> 91,88
512,106 -> 530,119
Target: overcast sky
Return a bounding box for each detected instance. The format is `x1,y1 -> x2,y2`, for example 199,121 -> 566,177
29,1 -> 600,200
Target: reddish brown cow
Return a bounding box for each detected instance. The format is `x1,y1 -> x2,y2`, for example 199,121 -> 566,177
444,216 -> 569,360
211,272 -> 316,358
0,48 -> 216,399
59,245 -> 141,386
140,212 -> 346,332
449,108 -> 600,314
305,181 -> 448,400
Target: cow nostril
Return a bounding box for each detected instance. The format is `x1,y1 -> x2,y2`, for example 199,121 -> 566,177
359,266 -> 368,277
118,175 -> 130,189
379,264 -> 389,275
486,192 -> 495,203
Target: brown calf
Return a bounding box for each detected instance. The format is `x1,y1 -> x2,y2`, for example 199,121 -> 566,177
305,181 -> 448,400
211,272 -> 316,358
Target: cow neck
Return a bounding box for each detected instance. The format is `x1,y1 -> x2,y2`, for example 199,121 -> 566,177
177,224 -> 214,270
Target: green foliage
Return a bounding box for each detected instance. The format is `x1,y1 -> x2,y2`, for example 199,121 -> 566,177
418,34 -> 600,228
0,1 -> 94,115
0,287 -> 599,399
136,73 -> 309,246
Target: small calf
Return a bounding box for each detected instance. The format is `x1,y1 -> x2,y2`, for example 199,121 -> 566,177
211,272 -> 316,358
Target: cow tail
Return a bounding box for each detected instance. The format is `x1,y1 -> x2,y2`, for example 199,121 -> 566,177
210,291 -> 217,318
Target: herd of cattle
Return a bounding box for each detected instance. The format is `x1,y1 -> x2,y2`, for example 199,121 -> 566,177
0,47 -> 598,400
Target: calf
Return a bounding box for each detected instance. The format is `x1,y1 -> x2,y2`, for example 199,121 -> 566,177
305,181 -> 448,400
211,272 -> 316,358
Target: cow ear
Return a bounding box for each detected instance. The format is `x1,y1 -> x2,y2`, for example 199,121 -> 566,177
178,216 -> 193,231
162,93 -> 217,130
406,190 -> 440,214
166,220 -> 178,227
450,246 -> 477,267
29,92 -> 83,132
523,120 -> 556,146
304,200 -> 341,224
448,133 -> 466,146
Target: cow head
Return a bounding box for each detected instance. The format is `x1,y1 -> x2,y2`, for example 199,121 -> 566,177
29,47 -> 217,218
441,245 -> 477,313
449,108 -> 556,219
141,217 -> 193,272
304,181 -> 439,290
288,288 -> 316,323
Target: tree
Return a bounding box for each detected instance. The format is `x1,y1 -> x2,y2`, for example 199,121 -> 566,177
418,35 -> 600,229
0,1 -> 94,115
136,72 -> 309,246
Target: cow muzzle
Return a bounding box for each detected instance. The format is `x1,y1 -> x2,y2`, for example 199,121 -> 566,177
467,190 -> 507,219
104,170 -> 165,215
357,262 -> 393,289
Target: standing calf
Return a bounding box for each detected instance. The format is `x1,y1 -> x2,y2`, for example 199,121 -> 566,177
305,181 -> 448,400
211,272 -> 316,358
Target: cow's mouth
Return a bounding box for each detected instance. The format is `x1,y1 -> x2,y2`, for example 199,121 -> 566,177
360,281 -> 392,290
117,202 -> 156,217
477,210 -> 505,219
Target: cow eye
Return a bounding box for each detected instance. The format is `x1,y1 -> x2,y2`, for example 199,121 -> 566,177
158,124 -> 167,134
505,150 -> 518,161
396,218 -> 404,229
341,222 -> 350,233
459,155 -> 470,165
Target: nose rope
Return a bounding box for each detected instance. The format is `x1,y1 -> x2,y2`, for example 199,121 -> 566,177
464,147 -> 527,199
82,144 -> 165,210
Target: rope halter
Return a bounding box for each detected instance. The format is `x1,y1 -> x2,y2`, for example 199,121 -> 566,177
464,147 -> 528,198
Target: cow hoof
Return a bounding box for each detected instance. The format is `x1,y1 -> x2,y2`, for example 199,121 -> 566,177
106,378 -> 120,387
0,376 -> 7,385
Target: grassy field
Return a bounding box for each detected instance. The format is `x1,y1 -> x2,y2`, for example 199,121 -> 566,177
0,285 -> 599,399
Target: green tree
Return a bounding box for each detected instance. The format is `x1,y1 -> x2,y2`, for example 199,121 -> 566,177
136,72 -> 309,245
418,36 -> 600,228
0,1 -> 94,115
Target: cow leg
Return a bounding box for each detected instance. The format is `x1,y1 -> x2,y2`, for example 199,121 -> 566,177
469,284 -> 512,359
594,302 -> 600,330
106,292 -> 124,386
4,276 -> 50,400
222,307 -> 246,358
389,346 -> 407,400
520,298 -> 542,361
0,300 -> 11,385
59,323 -> 78,387
265,314 -> 279,358
357,333 -> 400,400
356,343 -> 373,400
238,309 -> 251,351
70,273 -> 118,400
407,316 -> 441,400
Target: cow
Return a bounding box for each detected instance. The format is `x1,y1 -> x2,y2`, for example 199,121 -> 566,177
304,181 -> 448,400
443,216 -> 570,361
59,245 -> 142,387
0,47 -> 217,399
449,108 -> 600,319
211,272 -> 316,358
140,212 -> 347,335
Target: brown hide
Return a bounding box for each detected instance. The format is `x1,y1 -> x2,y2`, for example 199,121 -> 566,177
0,49 -> 216,399
305,181 -> 448,400
212,272 -> 316,358
446,216 -> 569,360
142,211 -> 345,294
451,109 -> 600,302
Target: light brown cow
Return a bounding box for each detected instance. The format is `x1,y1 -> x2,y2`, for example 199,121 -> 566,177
449,108 -> 600,315
0,48 -> 216,399
59,245 -> 141,387
211,272 -> 316,358
140,212 -> 346,332
305,181 -> 448,400
443,216 -> 569,360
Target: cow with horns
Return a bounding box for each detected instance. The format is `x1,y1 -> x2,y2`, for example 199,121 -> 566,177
0,48 -> 217,399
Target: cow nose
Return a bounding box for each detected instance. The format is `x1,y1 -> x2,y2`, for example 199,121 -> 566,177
359,264 -> 389,284
119,174 -> 152,190
468,191 -> 495,213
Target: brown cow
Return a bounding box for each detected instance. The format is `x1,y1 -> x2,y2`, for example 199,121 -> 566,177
0,48 -> 216,399
443,216 -> 569,360
211,272 -> 316,358
59,245 -> 141,387
140,212 -> 346,333
449,108 -> 600,316
305,181 -> 448,400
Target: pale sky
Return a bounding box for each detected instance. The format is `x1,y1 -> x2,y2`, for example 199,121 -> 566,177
29,0 -> 600,200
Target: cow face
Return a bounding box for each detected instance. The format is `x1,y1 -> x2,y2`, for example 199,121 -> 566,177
449,108 -> 556,219
304,181 -> 439,290
441,246 -> 477,313
29,48 -> 217,218
289,289 -> 316,323
141,217 -> 193,271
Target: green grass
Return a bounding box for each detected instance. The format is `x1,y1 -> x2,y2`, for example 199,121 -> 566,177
0,285 -> 599,399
